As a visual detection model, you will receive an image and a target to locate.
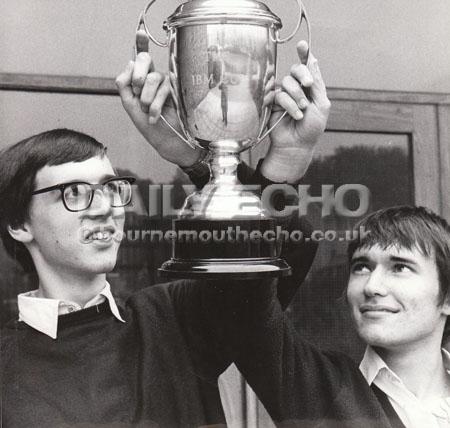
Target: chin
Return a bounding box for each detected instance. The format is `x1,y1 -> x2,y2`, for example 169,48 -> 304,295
87,257 -> 118,274
356,326 -> 392,347
102,260 -> 118,273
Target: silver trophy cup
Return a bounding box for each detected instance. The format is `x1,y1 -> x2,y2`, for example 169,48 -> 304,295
138,0 -> 310,278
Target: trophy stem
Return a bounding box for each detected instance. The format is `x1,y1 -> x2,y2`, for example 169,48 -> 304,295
180,140 -> 264,219
209,140 -> 241,187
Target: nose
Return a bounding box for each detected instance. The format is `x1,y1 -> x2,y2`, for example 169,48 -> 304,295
363,267 -> 388,297
87,188 -> 113,216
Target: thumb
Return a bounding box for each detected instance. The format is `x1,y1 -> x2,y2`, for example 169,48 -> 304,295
136,29 -> 151,56
296,40 -> 309,65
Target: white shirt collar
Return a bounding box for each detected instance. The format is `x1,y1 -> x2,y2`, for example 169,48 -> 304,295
359,346 -> 450,386
17,282 -> 125,339
359,345 -> 393,386
360,346 -> 450,427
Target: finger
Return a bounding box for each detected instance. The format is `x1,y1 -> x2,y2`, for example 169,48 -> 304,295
281,75 -> 309,110
115,61 -> 136,107
264,76 -> 276,94
263,90 -> 276,108
132,52 -> 153,95
307,53 -> 331,111
140,71 -> 165,112
265,63 -> 275,81
271,85 -> 284,112
297,40 -> 309,65
149,75 -> 172,124
135,29 -> 150,55
275,90 -> 303,120
290,63 -> 313,88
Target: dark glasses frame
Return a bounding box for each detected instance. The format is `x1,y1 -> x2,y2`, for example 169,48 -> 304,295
31,176 -> 136,212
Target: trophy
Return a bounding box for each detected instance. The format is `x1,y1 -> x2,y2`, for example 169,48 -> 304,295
138,0 -> 310,278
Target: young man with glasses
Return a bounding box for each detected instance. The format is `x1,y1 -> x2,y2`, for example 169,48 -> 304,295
0,131 -> 132,337
0,40 -> 330,427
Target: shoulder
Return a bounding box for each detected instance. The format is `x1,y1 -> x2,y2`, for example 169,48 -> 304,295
319,348 -> 365,386
126,279 -> 198,305
121,280 -> 214,335
124,279 -> 206,316
279,329 -> 361,385
1,318 -> 26,337
1,320 -> 28,360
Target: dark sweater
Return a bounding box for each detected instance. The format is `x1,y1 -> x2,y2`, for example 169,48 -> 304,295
1,212 -> 316,428
2,278 -> 402,428
229,290 -> 400,428
2,281 -> 238,428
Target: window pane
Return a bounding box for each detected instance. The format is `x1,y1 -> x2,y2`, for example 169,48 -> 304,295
287,132 -> 413,361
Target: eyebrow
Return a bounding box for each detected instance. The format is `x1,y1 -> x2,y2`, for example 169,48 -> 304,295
389,256 -> 418,266
33,174 -> 119,194
77,174 -> 117,184
350,256 -> 369,265
350,255 -> 418,266
57,174 -> 117,186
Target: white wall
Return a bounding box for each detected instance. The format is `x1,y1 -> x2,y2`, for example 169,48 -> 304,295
1,0 -> 449,181
0,91 -> 178,182
1,0 -> 449,92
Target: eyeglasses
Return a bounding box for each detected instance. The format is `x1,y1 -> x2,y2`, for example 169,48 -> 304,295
32,176 -> 136,212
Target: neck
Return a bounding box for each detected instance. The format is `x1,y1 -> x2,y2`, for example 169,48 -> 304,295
375,333 -> 449,399
34,265 -> 106,307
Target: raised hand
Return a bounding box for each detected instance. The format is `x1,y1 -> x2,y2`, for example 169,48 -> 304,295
261,41 -> 331,183
115,30 -> 204,167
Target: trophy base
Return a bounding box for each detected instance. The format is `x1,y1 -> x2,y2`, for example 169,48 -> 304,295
159,218 -> 292,280
159,258 -> 291,280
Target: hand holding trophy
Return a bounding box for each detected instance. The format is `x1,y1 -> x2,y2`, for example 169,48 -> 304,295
120,0 -> 321,279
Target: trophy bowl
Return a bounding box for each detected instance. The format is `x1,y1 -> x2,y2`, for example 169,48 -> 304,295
138,0 -> 310,278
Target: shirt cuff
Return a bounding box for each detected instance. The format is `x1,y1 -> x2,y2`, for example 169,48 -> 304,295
180,150 -> 211,189
183,157 -> 301,190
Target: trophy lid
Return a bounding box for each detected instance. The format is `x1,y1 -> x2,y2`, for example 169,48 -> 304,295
165,0 -> 282,29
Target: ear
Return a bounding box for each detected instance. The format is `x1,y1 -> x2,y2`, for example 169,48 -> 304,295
7,222 -> 34,244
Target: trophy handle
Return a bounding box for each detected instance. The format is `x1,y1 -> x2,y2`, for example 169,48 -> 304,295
254,111 -> 288,145
137,0 -> 169,48
252,0 -> 311,147
254,1 -> 311,146
159,115 -> 196,149
135,2 -> 197,149
273,0 -> 311,48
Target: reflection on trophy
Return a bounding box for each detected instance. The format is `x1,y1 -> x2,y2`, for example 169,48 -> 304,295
138,0 -> 310,278
194,44 -> 260,140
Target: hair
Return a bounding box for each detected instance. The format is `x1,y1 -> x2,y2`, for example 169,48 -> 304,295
0,129 -> 107,272
347,205 -> 450,305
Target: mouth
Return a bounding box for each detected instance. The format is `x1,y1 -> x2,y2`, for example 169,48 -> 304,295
360,304 -> 399,314
81,225 -> 117,243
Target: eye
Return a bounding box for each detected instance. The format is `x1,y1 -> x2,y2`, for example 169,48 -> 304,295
392,263 -> 412,273
65,183 -> 89,200
104,180 -> 120,194
66,184 -> 80,198
103,179 -> 132,207
351,263 -> 371,274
